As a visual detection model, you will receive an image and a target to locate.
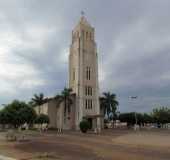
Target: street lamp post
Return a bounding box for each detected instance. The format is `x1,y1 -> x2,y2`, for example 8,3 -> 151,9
130,96 -> 138,130
116,111 -> 120,120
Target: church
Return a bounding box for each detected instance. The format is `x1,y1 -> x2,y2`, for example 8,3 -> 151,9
35,15 -> 104,131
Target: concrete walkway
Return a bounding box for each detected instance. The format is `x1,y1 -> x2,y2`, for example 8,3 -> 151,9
0,155 -> 16,160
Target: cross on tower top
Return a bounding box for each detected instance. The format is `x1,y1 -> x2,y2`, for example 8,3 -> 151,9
81,11 -> 85,16
78,11 -> 91,27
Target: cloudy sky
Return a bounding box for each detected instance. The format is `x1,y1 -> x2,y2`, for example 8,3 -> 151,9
0,0 -> 170,112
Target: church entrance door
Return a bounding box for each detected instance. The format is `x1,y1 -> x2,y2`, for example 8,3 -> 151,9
87,118 -> 93,129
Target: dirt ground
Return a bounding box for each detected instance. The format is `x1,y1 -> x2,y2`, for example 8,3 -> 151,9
0,129 -> 170,160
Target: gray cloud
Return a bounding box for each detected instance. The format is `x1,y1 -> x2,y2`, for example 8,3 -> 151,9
0,0 -> 170,112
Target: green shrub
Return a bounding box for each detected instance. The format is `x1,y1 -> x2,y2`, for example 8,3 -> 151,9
35,114 -> 50,125
79,120 -> 90,133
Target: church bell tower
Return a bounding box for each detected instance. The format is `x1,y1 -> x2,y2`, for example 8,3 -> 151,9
69,14 -> 101,129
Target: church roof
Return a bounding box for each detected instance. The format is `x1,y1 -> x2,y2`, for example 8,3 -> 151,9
38,93 -> 76,104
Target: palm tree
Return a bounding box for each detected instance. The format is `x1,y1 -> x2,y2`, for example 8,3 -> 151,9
101,92 -> 119,120
30,93 -> 45,114
55,88 -> 73,119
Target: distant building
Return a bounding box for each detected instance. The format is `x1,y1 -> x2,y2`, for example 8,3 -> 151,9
35,15 -> 104,130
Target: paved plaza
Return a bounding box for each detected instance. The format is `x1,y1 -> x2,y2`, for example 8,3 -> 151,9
0,129 -> 170,160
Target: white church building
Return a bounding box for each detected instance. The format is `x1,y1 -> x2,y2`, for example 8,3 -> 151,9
35,15 -> 104,130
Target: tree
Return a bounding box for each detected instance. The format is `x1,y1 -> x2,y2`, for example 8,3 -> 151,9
79,120 -> 90,133
119,112 -> 136,126
100,92 -> 119,120
119,112 -> 152,127
35,114 -> 50,125
152,107 -> 170,126
30,93 -> 45,114
0,100 -> 37,128
55,88 -> 73,118
142,113 -> 153,124
0,109 -> 10,128
18,106 -> 37,127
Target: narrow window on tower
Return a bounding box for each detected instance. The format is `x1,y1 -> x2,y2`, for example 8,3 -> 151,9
88,67 -> 91,80
88,87 -> 90,95
85,86 -> 87,96
68,105 -> 71,113
91,100 -> 93,109
73,68 -> 75,81
88,86 -> 91,96
77,31 -> 79,38
82,30 -> 84,38
86,32 -> 88,40
85,99 -> 88,109
72,31 -> 74,42
90,87 -> 92,96
88,99 -> 90,109
86,67 -> 91,80
85,86 -> 92,96
88,99 -> 92,109
90,32 -> 92,40
86,67 -> 88,80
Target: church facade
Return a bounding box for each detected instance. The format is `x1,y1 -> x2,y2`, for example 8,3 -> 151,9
35,15 -> 104,130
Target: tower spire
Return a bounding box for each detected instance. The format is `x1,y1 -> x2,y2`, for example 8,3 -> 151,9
81,11 -> 85,17
78,11 -> 91,27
